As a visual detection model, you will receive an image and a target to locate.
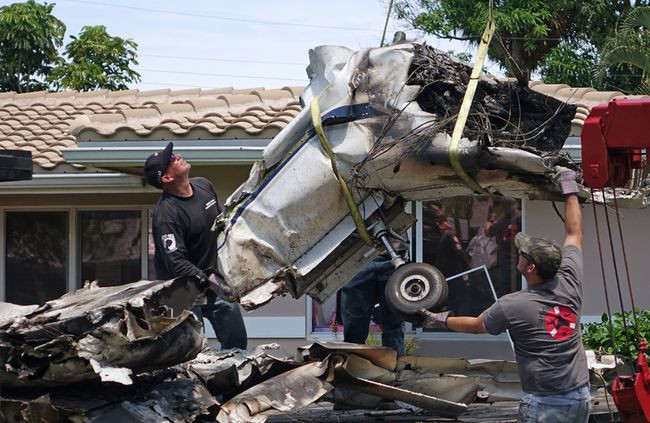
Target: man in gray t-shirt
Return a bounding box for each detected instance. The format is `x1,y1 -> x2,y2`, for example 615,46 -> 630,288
417,168 -> 590,422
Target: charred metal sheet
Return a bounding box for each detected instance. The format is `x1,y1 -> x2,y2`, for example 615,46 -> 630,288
0,368 -> 218,423
217,360 -> 335,423
219,345 -> 469,423
0,277 -> 204,389
187,344 -> 301,400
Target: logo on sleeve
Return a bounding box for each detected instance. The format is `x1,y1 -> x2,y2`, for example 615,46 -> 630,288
161,234 -> 177,252
545,305 -> 576,341
205,199 -> 216,210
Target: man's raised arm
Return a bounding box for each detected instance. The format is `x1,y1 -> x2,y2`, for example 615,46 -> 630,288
555,167 -> 582,250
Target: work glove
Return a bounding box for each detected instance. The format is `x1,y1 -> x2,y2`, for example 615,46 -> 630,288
554,166 -> 579,196
204,268 -> 236,301
415,309 -> 453,329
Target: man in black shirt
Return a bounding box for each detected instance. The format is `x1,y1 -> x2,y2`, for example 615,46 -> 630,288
144,142 -> 247,350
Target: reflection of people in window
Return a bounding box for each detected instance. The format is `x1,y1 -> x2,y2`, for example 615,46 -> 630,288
467,214 -> 499,315
422,202 -> 447,266
435,217 -> 470,316
486,200 -> 521,297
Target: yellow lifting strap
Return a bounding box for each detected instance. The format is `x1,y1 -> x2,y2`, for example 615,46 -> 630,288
310,97 -> 374,246
448,15 -> 496,195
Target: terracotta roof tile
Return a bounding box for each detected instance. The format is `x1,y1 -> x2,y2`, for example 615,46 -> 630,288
199,88 -> 234,95
1,81 -> 631,171
169,88 -> 201,98
153,103 -> 195,115
183,98 -> 229,111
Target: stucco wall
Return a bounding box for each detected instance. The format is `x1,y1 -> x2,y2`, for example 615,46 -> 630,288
526,199 -> 649,317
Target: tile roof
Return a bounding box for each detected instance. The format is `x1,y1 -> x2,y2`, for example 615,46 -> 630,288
0,87 -> 303,170
0,81 -> 648,171
526,81 -> 650,135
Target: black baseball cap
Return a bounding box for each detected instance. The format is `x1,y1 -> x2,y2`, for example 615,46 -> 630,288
515,232 -> 562,277
144,142 -> 173,189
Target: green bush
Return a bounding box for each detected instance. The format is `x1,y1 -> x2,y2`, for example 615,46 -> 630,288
582,309 -> 650,362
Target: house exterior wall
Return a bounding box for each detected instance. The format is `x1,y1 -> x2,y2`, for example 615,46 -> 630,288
526,199 -> 650,317
3,164 -> 647,360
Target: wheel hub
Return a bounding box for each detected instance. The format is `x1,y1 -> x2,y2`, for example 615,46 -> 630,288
399,274 -> 430,302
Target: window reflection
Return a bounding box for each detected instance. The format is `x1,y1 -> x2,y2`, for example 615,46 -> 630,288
422,196 -> 522,322
5,211 -> 68,305
79,210 -> 141,287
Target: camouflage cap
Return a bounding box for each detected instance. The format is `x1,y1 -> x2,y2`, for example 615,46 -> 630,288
515,232 -> 562,277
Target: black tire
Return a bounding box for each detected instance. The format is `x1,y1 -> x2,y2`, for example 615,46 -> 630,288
385,262 -> 448,322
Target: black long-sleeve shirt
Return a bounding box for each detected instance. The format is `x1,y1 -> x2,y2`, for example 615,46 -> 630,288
152,177 -> 221,281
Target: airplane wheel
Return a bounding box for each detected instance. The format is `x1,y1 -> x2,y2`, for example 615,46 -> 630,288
385,262 -> 448,322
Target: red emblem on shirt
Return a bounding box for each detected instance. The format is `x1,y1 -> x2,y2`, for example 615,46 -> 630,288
545,305 -> 576,341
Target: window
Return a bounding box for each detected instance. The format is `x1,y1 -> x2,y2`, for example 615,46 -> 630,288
421,196 -> 522,321
79,210 -> 142,287
5,211 -> 68,305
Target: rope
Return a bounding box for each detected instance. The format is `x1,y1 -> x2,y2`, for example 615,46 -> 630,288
600,188 -> 633,357
310,97 -> 373,246
612,189 -> 642,344
448,8 -> 494,194
590,189 -> 620,378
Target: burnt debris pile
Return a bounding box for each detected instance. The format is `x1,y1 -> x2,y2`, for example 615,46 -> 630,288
407,44 -> 576,152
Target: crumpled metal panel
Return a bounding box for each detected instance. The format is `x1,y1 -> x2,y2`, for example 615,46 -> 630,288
298,341 -> 398,372
217,359 -> 334,423
215,42 -> 589,309
218,345 -> 468,423
395,356 -> 523,404
0,277 -> 204,389
0,369 -> 219,423
187,344 -> 301,399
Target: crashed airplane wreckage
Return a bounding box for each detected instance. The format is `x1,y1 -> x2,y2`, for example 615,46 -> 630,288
215,41 -> 649,313
0,279 -> 525,421
0,282 -> 614,423
0,278 -> 582,423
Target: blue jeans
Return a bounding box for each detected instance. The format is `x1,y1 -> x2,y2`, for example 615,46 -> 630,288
518,384 -> 590,423
193,295 -> 248,350
341,255 -> 404,355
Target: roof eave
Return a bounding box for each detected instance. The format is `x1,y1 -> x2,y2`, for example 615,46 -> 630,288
61,139 -> 270,167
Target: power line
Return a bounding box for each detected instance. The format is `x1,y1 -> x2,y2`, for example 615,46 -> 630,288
137,68 -> 307,82
139,53 -> 306,66
58,0 -> 388,32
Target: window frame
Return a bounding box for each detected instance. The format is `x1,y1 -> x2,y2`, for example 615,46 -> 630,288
413,198 -> 527,341
0,205 -> 151,302
76,207 -> 149,289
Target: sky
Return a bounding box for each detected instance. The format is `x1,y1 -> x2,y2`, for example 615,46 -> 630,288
0,0 -> 488,91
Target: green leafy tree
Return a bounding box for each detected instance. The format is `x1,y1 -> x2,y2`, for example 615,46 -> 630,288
49,25 -> 140,91
395,0 -> 648,88
0,0 -> 65,92
594,6 -> 650,93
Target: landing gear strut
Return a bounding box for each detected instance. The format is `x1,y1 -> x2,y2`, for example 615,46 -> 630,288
371,221 -> 448,322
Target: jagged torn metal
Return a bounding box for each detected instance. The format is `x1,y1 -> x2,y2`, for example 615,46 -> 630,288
0,277 -> 204,389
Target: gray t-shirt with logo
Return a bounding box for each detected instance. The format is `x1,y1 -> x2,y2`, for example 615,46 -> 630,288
483,245 -> 589,394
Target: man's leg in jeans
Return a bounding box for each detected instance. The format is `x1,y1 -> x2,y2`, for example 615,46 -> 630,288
518,387 -> 590,423
376,258 -> 405,355
341,262 -> 377,344
204,298 -> 248,350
